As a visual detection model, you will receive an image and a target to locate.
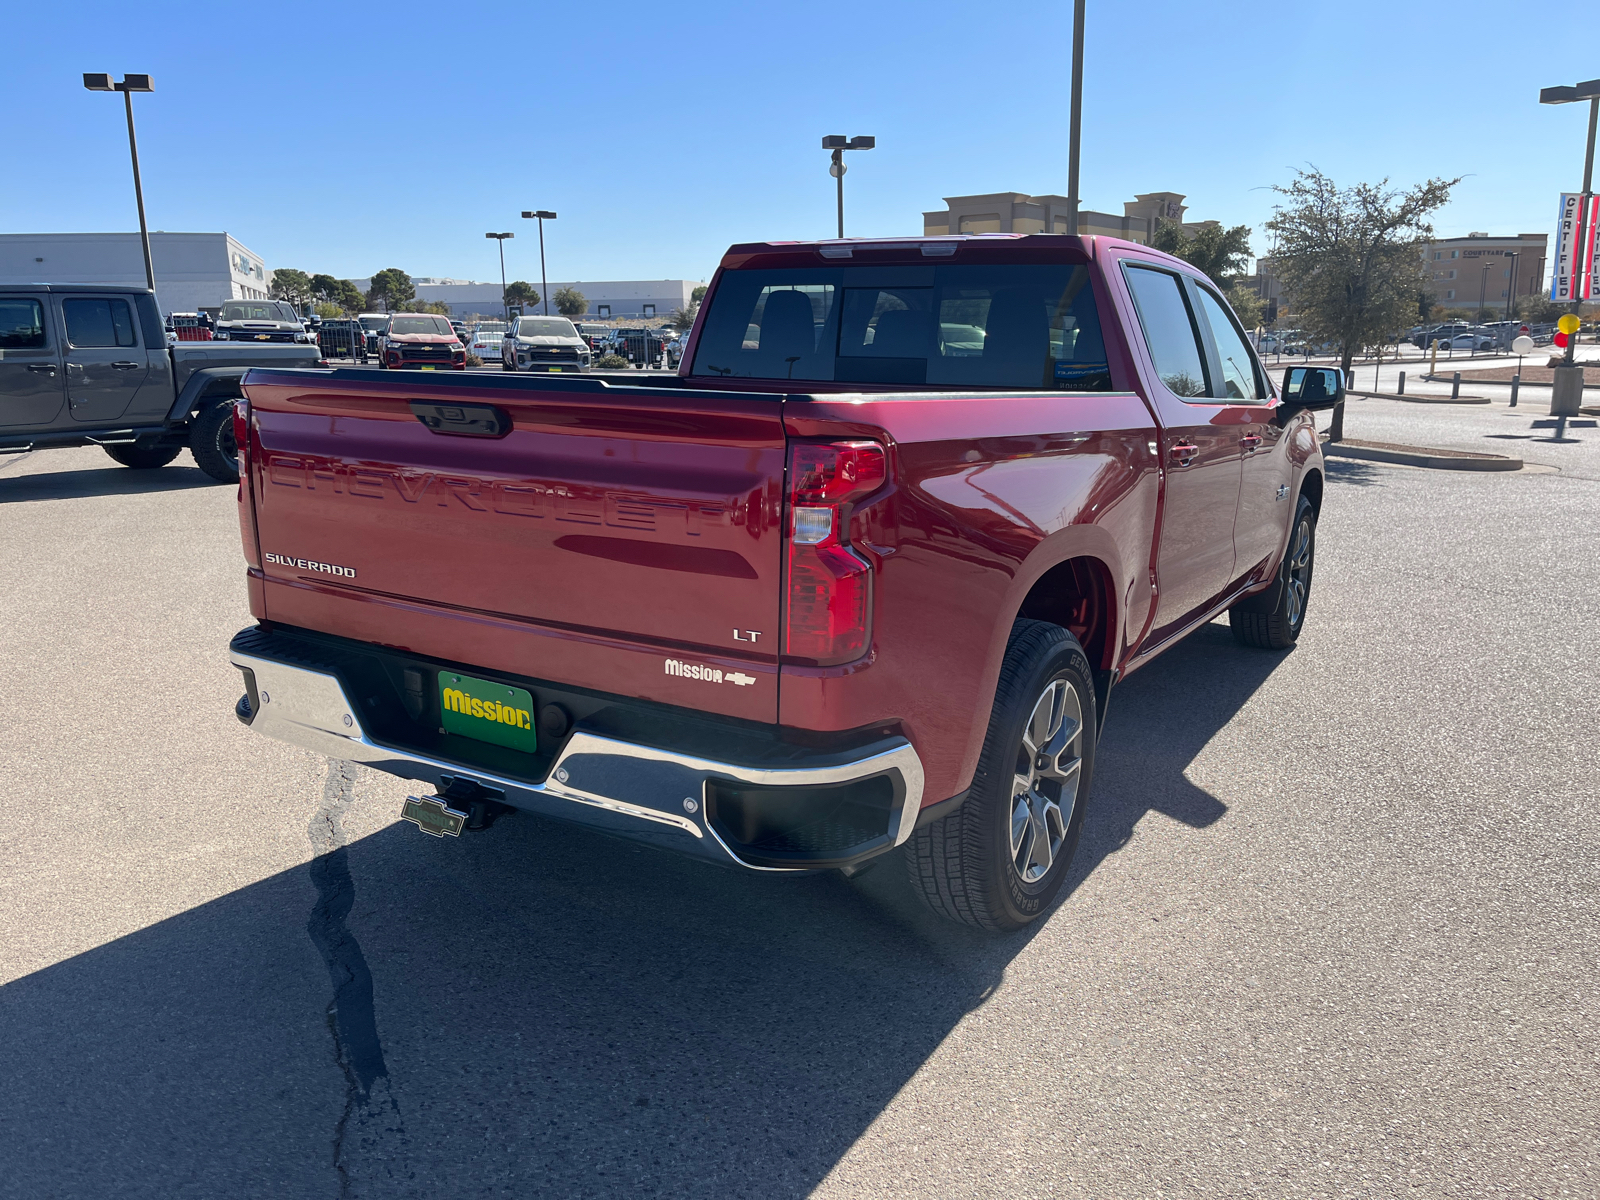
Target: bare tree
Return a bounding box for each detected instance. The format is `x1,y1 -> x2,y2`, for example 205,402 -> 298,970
1267,168 -> 1458,440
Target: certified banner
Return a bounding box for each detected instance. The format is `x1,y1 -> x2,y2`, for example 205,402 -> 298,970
1551,192 -> 1599,302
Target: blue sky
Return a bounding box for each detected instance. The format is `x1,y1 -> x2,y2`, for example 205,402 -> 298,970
4,0 -> 1597,288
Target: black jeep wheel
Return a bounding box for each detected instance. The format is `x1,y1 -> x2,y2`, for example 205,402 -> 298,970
104,439 -> 182,470
906,620 -> 1096,931
189,399 -> 240,484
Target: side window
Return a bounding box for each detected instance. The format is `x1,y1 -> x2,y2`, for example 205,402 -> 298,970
0,299 -> 48,349
1123,265 -> 1208,398
1192,286 -> 1264,402
63,299 -> 138,348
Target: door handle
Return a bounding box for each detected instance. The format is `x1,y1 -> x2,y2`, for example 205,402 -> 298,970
111,361 -> 141,370
26,364 -> 58,374
1240,434 -> 1263,454
1169,441 -> 1199,467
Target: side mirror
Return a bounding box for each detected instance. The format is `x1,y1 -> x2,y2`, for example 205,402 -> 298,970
1280,365 -> 1344,412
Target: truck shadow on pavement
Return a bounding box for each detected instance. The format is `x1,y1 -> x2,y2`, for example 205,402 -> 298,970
0,461 -> 218,503
0,628 -> 1277,1198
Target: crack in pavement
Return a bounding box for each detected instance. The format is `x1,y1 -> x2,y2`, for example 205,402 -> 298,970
308,759 -> 409,1196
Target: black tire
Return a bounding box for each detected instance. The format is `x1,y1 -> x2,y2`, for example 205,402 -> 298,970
906,620 -> 1096,931
103,439 -> 182,470
1229,494 -> 1316,649
189,399 -> 239,484
503,353 -> 516,372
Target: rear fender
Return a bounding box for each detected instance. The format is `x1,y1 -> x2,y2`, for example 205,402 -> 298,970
166,367 -> 248,424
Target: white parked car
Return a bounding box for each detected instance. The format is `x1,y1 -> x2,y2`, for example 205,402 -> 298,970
469,332 -> 503,361
1448,333 -> 1495,350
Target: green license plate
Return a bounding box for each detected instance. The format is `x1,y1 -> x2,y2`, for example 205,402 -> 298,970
419,365 -> 435,370
439,672 -> 537,753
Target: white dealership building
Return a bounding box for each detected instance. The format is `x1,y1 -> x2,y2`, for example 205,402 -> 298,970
0,231 -> 272,317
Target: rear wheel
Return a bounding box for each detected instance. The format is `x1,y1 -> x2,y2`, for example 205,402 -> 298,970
906,620 -> 1096,931
1229,494 -> 1316,649
189,400 -> 239,484
103,439 -> 181,470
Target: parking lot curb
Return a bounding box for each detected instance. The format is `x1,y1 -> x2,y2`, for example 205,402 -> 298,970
1322,440 -> 1522,472
1348,389 -> 1491,405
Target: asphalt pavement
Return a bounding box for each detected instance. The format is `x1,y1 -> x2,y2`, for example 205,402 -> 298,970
1,419 -> 1595,1198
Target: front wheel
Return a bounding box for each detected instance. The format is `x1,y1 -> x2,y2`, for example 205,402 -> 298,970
104,439 -> 182,470
905,620 -> 1096,931
1229,494 -> 1316,649
189,400 -> 239,484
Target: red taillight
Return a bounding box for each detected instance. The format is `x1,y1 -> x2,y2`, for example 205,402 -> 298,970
234,398 -> 260,570
784,441 -> 885,664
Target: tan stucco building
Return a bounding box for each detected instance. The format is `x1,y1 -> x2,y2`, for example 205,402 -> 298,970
922,190 -> 1216,243
1420,232 -> 1547,309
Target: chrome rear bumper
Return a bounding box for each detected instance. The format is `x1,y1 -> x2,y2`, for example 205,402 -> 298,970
230,647 -> 924,872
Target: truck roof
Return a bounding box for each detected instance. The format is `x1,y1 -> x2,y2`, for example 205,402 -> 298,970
0,283 -> 155,295
717,232 -> 1185,270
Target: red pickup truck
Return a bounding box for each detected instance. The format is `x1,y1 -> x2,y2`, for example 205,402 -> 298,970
228,234 -> 1339,930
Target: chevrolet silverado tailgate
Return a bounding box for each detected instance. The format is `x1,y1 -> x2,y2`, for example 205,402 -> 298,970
240,371 -> 785,721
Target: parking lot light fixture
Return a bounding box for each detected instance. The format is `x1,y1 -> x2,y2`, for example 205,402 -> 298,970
1540,77 -> 1600,364
822,135 -> 875,238
521,211 -> 557,315
83,72 -> 157,293
486,232 -> 514,321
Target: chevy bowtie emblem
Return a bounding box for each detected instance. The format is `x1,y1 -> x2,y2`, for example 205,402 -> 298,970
726,672 -> 756,687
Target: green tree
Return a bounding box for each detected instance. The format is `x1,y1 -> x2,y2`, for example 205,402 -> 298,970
503,281 -> 541,313
669,304 -> 698,331
553,287 -> 587,316
269,268 -> 313,307
313,301 -> 345,320
691,285 -> 707,306
1267,167 -> 1458,440
1149,222 -> 1254,286
310,273 -> 341,300
366,268 -> 415,312
1224,283 -> 1263,330
1514,295 -> 1566,324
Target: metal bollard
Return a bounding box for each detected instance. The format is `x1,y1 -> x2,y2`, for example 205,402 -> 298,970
1398,370 -> 1406,395
1451,371 -> 1461,399
1510,373 -> 1520,407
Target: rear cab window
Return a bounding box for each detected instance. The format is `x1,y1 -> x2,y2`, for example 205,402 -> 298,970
62,298 -> 138,348
692,263 -> 1111,390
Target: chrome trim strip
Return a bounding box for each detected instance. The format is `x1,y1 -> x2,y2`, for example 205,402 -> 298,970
230,650 -> 924,867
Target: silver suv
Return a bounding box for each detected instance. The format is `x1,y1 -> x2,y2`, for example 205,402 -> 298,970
501,315 -> 591,373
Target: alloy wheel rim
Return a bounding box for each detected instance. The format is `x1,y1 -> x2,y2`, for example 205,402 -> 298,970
1286,517 -> 1312,628
1009,679 -> 1084,884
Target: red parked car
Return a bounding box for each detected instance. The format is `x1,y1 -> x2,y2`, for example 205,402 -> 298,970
378,313 -> 467,370
228,233 -> 1337,930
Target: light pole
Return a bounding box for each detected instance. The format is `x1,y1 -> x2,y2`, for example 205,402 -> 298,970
821,135 -> 875,238
1065,0 -> 1086,234
83,73 -> 156,294
521,211 -> 556,315
1504,251 -> 1519,320
485,232 -> 513,321
1539,77 -> 1600,366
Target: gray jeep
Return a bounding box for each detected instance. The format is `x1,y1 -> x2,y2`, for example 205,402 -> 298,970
0,284 -> 322,484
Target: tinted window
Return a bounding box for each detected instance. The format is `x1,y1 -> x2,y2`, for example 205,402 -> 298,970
692,264 -> 1110,390
1193,286 -> 1263,401
0,299 -> 47,349
220,302 -> 293,322
514,318 -> 578,338
1123,266 -> 1207,398
389,316 -> 453,335
63,299 -> 138,348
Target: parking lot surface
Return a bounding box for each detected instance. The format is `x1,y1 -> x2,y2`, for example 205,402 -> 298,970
1,411 -> 1595,1197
